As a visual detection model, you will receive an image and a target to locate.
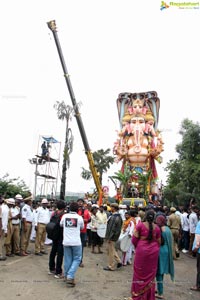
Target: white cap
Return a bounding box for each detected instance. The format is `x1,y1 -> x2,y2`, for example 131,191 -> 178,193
6,198 -> 15,205
92,204 -> 99,208
15,194 -> 23,200
41,198 -> 48,204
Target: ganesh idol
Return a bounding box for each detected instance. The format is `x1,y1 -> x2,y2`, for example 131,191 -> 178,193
114,109 -> 164,176
114,112 -> 150,168
127,113 -> 149,167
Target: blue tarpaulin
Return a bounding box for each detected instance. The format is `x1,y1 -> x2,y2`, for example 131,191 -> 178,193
42,136 -> 58,143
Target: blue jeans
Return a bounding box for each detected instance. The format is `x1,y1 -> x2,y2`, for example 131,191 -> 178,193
63,245 -> 82,279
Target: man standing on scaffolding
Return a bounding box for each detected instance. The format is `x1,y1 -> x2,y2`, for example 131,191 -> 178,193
46,142 -> 51,156
41,141 -> 48,156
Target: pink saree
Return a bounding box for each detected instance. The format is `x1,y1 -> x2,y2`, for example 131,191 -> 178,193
131,222 -> 161,300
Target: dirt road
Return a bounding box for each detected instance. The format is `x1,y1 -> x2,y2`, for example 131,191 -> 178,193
0,242 -> 199,300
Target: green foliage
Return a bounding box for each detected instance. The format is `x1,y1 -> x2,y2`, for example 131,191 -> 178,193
164,118 -> 200,207
135,170 -> 152,200
109,164 -> 133,197
81,148 -> 114,185
0,174 -> 30,198
81,168 -> 92,180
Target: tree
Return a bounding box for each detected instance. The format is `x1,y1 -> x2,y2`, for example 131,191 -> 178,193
164,118 -> 200,206
135,170 -> 152,200
0,174 -> 30,199
109,164 -> 133,197
54,101 -> 74,200
81,148 -> 115,185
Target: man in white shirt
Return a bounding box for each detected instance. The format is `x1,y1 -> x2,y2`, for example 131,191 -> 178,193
11,200 -> 21,256
189,205 -> 199,255
96,205 -> 108,225
119,204 -> 127,221
60,201 -> 84,286
4,198 -> 15,257
121,210 -> 136,266
181,207 -> 190,253
34,198 -> 50,255
96,205 -> 108,249
0,198 -> 9,260
20,196 -> 34,256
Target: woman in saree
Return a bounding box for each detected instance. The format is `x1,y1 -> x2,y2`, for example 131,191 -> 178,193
131,210 -> 161,300
155,215 -> 174,299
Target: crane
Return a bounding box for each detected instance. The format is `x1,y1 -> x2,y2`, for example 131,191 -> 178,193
47,20 -> 103,205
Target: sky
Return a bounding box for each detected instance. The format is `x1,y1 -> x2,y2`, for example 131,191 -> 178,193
0,0 -> 199,197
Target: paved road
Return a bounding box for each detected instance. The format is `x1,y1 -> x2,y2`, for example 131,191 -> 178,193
0,243 -> 199,300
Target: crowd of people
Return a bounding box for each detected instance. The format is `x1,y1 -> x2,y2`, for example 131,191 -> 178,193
0,194 -> 200,298
129,202 -> 200,299
0,194 -> 52,259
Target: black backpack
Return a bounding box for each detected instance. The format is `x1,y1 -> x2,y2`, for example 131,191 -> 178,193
46,211 -> 64,241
